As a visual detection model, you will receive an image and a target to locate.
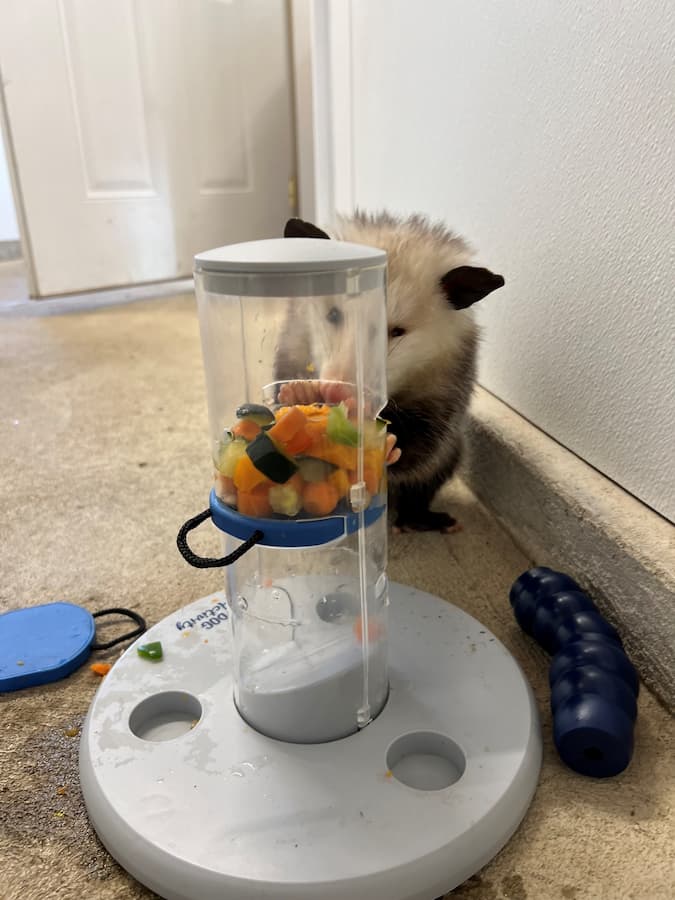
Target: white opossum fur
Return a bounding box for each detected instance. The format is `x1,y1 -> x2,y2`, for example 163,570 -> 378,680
278,212 -> 504,532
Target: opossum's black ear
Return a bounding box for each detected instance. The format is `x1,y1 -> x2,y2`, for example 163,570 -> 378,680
284,218 -> 331,240
441,266 -> 505,310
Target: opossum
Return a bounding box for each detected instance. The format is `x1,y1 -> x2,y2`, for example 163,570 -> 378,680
277,212 -> 504,532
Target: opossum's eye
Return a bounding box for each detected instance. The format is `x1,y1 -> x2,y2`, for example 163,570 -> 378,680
389,326 -> 406,338
326,306 -> 343,326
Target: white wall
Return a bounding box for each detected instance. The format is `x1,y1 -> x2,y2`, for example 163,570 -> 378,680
329,0 -> 675,522
0,132 -> 20,242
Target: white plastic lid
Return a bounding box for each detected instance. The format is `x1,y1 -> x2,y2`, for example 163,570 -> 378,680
195,238 -> 386,273
194,238 -> 386,297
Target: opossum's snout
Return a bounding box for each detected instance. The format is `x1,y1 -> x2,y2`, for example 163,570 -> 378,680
319,361 -> 348,382
319,352 -> 356,385
312,303 -> 355,383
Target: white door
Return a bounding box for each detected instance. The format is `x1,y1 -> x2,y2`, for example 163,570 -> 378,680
0,0 -> 295,296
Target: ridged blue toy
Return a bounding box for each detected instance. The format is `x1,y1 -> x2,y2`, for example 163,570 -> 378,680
552,610 -> 623,654
550,665 -> 637,723
531,590 -> 597,653
509,567 -> 638,777
509,567 -> 580,634
549,639 -> 639,697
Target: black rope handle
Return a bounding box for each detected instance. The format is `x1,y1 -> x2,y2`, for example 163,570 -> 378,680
91,607 -> 147,650
177,508 -> 264,569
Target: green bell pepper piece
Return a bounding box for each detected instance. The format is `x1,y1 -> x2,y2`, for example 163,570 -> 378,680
327,403 -> 359,447
137,641 -> 163,662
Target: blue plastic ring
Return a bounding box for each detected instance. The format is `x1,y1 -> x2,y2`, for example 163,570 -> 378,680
209,489 -> 386,548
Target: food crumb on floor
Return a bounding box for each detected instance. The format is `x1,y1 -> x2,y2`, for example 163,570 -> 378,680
90,663 -> 112,677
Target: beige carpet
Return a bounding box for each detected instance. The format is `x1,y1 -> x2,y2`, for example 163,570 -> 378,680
1,294 -> 673,900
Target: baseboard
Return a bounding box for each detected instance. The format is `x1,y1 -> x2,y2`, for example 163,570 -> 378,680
0,240 -> 21,261
0,276 -> 195,317
465,387 -> 675,713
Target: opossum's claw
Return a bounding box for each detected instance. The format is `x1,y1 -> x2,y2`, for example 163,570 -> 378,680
393,510 -> 459,533
442,521 -> 463,534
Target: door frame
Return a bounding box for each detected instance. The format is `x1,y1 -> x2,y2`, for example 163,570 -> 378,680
0,74 -> 38,296
289,0 -> 354,226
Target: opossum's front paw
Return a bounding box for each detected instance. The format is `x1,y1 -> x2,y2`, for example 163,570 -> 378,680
393,510 -> 462,534
277,380 -> 355,406
277,380 -> 324,404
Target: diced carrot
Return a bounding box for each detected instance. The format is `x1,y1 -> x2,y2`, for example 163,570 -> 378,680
346,454 -> 383,495
302,480 -> 340,517
90,662 -> 112,677
353,617 -> 385,642
364,447 -> 386,471
233,453 -> 268,493
233,419 -> 261,441
285,405 -> 330,425
363,467 -> 380,495
273,406 -> 291,422
269,406 -> 308,443
305,435 -> 357,470
237,483 -> 272,517
303,403 -> 330,416
329,468 -> 350,498
276,403 -> 329,420
304,418 -> 328,444
283,427 -> 312,455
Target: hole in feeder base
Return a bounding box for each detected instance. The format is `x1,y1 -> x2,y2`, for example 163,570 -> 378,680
129,691 -> 202,742
386,731 -> 466,791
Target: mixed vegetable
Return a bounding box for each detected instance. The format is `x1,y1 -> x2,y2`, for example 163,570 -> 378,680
213,398 -> 387,519
137,641 -> 164,662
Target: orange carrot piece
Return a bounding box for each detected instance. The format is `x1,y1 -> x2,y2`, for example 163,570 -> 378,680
363,467 -> 380,495
302,480 -> 339,517
90,662 -> 112,677
303,420 -> 328,445
233,453 -> 268,493
305,435 -> 358,470
329,468 -> 351,498
276,403 -> 328,420
233,419 -> 261,441
269,406 -> 308,443
364,447 -> 386,471
353,617 -> 385,642
301,403 -> 330,418
284,428 -> 312,455
237,483 -> 272,517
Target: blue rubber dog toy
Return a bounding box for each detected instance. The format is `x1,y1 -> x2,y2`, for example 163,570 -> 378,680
0,603 -> 146,692
510,567 -> 638,777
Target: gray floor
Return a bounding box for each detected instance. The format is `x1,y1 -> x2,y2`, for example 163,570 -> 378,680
0,291 -> 673,900
0,258 -> 29,303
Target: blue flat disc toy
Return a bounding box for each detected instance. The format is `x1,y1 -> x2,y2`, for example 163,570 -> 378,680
0,603 -> 146,692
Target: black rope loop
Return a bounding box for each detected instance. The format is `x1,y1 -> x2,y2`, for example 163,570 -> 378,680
177,508 -> 264,569
91,607 -> 147,650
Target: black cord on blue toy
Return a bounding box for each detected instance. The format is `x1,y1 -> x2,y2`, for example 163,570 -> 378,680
91,608 -> 147,650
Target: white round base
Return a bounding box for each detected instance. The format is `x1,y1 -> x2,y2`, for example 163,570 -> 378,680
80,584 -> 541,900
